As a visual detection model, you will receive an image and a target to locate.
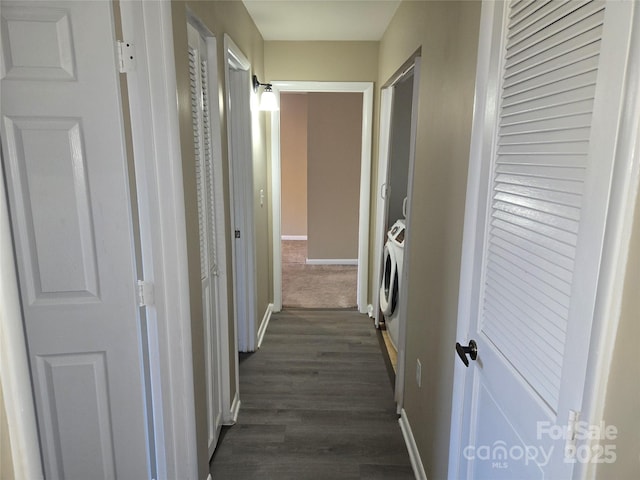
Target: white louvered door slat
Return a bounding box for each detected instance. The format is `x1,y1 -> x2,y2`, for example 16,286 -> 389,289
481,0 -> 607,414
455,1 -> 636,478
190,46 -> 208,280
201,58 -> 218,276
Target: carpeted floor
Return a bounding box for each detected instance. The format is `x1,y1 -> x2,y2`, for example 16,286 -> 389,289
282,240 -> 357,309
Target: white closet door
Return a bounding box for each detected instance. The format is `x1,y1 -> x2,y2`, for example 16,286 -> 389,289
187,23 -> 223,457
454,1 -> 636,478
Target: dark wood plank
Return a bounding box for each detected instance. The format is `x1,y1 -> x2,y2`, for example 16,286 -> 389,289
210,309 -> 413,479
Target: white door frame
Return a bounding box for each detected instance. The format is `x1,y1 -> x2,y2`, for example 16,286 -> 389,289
447,2 -> 640,479
119,2 -> 199,478
270,81 -> 373,314
0,158 -> 44,479
372,86 -> 394,328
224,35 -> 258,353
372,59 -> 421,413
372,59 -> 419,328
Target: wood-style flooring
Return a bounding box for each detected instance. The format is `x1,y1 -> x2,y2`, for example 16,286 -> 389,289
209,309 -> 414,479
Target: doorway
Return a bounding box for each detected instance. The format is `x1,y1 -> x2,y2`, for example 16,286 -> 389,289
271,82 -> 374,314
279,91 -> 362,309
373,57 -> 421,410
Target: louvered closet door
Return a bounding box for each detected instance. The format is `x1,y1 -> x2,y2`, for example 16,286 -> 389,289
457,1 -> 635,478
187,23 -> 223,456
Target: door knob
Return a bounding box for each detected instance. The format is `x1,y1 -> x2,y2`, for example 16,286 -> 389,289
455,340 -> 478,367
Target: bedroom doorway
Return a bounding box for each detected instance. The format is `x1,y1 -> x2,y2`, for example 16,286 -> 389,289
279,91 -> 362,309
270,82 -> 374,313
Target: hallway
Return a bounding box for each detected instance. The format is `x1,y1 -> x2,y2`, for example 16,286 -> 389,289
210,309 -> 413,479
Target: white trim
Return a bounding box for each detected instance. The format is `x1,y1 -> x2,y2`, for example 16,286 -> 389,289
579,3 -> 640,478
257,303 -> 274,349
281,235 -> 307,241
225,393 -> 241,426
305,258 -> 358,266
120,2 -> 197,478
358,85 -> 373,315
0,154 -> 44,480
399,409 -> 427,480
374,61 -> 417,331
271,107 -> 283,312
224,34 -> 258,353
271,81 -> 373,315
372,87 -> 394,328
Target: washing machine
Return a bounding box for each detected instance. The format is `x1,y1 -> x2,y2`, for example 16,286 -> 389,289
379,218 -> 406,349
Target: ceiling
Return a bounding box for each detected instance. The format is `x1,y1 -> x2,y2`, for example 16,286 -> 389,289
242,1 -> 401,41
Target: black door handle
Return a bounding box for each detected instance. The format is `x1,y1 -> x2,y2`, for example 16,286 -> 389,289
455,340 -> 478,367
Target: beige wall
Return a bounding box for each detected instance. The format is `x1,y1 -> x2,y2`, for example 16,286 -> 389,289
597,189 -> 640,479
265,41 -> 379,82
378,1 -> 481,478
171,2 -> 267,476
0,383 -> 14,480
280,93 -> 308,236
307,92 -> 362,260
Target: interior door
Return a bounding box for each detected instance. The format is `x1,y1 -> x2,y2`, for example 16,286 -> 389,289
453,1 -> 636,478
187,22 -> 223,456
1,1 -> 151,478
224,36 -> 257,352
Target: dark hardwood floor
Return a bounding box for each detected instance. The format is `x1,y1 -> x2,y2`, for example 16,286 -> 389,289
210,309 -> 414,479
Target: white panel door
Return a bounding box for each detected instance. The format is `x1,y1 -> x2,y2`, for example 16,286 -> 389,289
454,1 -> 636,478
1,1 -> 150,478
187,22 -> 223,457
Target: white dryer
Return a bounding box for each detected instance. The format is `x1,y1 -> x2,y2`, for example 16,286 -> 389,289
379,218 -> 406,349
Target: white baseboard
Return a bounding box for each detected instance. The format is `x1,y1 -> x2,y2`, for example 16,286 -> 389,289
399,408 -> 428,480
224,392 -> 240,425
281,235 -> 307,241
305,258 -> 358,266
257,303 -> 273,349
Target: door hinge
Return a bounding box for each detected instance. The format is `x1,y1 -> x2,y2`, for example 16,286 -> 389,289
564,409 -> 580,459
137,280 -> 155,307
117,40 -> 136,73
235,229 -> 241,239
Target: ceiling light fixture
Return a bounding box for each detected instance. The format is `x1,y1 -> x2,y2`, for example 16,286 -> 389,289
253,75 -> 279,112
